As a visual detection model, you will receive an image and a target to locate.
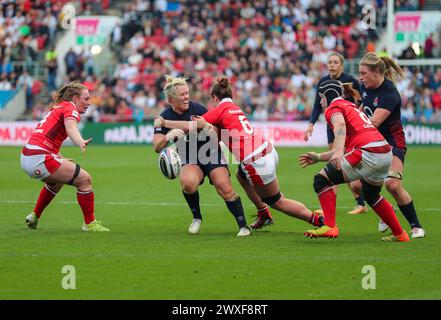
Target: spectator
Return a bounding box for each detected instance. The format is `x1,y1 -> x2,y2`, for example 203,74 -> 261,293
17,70 -> 34,111
400,42 -> 417,59
64,48 -> 77,75
401,102 -> 415,123
42,10 -> 57,43
45,46 -> 58,92
0,73 -> 12,90
253,105 -> 268,121
424,33 -> 435,58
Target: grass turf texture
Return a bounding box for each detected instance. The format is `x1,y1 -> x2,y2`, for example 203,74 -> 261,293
1,145 -> 440,299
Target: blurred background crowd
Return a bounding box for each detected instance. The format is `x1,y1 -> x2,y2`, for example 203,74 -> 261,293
1,0 -> 440,124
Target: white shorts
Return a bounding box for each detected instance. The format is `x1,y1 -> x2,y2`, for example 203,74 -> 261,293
340,141 -> 392,185
20,144 -> 63,180
239,143 -> 279,186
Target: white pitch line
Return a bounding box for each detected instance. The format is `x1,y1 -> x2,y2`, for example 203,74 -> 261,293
1,200 -> 441,211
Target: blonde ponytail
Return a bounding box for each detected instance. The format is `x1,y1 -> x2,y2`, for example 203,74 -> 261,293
359,52 -> 404,83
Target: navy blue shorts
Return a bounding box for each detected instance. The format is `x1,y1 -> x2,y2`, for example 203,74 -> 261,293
327,124 -> 335,145
392,146 -> 407,164
182,162 -> 229,185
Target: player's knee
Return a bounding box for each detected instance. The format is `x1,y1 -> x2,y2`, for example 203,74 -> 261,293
351,181 -> 362,195
74,170 -> 92,190
313,173 -> 332,194
180,176 -> 199,194
215,181 -> 234,200
385,178 -> 401,195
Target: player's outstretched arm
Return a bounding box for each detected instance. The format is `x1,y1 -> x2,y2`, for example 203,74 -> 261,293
65,119 -> 92,154
298,150 -> 336,168
298,152 -> 321,168
303,123 -> 314,141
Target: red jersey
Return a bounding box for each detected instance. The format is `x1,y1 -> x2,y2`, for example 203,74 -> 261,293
325,98 -> 386,151
202,98 -> 267,162
28,101 -> 81,154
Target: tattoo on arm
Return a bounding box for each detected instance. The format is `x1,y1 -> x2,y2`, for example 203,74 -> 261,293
336,128 -> 345,136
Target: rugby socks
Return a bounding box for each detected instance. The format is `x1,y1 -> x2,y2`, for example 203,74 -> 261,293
310,212 -> 324,227
77,190 -> 95,225
225,197 -> 247,228
317,188 -> 336,227
372,197 -> 403,236
182,191 -> 202,220
257,206 -> 271,219
356,195 -> 366,207
398,201 -> 422,228
34,184 -> 58,218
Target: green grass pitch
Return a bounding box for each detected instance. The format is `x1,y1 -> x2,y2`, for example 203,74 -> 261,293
1,145 -> 440,299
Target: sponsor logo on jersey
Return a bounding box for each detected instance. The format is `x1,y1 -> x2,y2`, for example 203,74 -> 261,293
34,169 -> 41,176
72,110 -> 79,118
228,110 -> 243,114
373,97 -> 378,107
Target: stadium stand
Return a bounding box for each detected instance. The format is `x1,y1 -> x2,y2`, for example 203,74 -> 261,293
2,0 -> 441,124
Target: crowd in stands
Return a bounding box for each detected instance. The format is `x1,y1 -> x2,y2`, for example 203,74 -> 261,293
399,33 -> 441,59
76,0 -> 385,123
1,0 -> 62,110
0,0 -> 107,115
0,0 -> 110,114
2,0 -> 441,125
398,67 -> 441,124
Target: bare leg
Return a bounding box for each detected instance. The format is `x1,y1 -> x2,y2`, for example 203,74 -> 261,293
254,179 -> 312,222
385,155 -> 422,229
236,171 -> 267,210
350,180 -> 362,197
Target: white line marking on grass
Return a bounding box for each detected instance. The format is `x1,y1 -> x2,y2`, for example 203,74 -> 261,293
1,200 -> 441,211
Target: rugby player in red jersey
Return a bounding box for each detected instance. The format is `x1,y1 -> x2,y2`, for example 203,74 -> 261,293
20,82 -> 109,232
304,52 -> 367,215
156,76 -> 324,230
299,79 -> 409,242
154,75 -> 252,237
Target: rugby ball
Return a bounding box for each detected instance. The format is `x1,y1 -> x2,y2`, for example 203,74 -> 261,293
158,147 -> 182,179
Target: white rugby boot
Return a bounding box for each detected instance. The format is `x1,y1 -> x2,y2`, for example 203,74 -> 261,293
188,219 -> 202,235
